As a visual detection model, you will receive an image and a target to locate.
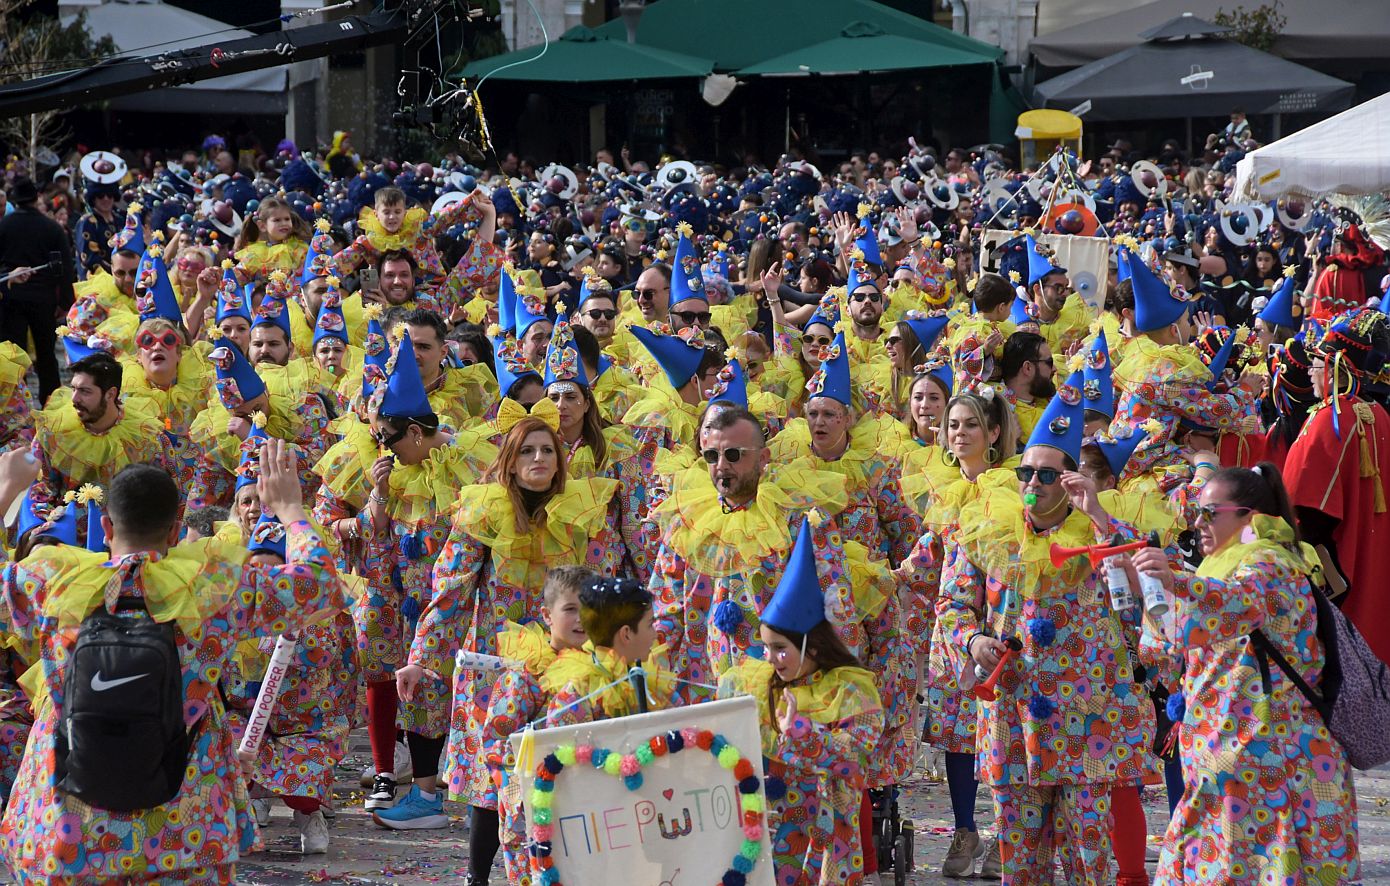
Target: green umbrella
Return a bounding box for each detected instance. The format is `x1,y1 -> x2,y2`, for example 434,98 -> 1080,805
736,21 -> 998,76
462,25 -> 715,82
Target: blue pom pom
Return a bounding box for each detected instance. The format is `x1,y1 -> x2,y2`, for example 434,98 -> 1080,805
738,775 -> 760,794
540,869 -> 560,886
390,564 -> 405,594
1166,691 -> 1187,723
542,753 -> 563,774
763,775 -> 787,801
592,748 -> 609,768
722,872 -> 746,886
733,855 -> 755,874
399,531 -> 425,561
666,730 -> 685,752
534,777 -> 553,791
1027,617 -> 1056,648
624,773 -> 643,791
1027,694 -> 1055,720
712,600 -> 744,635
401,595 -> 421,622
710,735 -> 728,757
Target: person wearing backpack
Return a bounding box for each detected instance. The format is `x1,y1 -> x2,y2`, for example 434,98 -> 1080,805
0,439 -> 347,884
1130,463 -> 1359,885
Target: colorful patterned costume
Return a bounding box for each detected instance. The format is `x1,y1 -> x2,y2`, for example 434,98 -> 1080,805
0,342 -> 35,452
937,491 -> 1150,885
1144,516 -> 1359,885
719,660 -> 884,886
0,524 -> 343,883
409,479 -> 626,803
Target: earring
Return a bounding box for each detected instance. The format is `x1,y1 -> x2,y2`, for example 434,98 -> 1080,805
943,450 -> 959,467
986,445 -> 1000,464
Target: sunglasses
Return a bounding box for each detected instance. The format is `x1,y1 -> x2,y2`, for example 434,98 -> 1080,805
1033,357 -> 1055,368
136,330 -> 181,350
635,287 -> 665,302
584,308 -> 618,321
176,259 -> 206,274
1196,503 -> 1252,522
885,335 -> 903,347
622,218 -> 647,233
671,310 -> 711,326
802,334 -> 832,347
373,426 -> 408,448
1015,466 -> 1062,485
850,292 -> 882,304
700,446 -> 761,465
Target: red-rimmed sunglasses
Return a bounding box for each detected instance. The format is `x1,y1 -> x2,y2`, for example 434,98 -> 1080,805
136,330 -> 181,350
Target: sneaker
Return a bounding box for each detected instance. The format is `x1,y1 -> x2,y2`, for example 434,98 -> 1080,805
979,837 -> 1002,879
294,809 -> 330,854
371,785 -> 449,830
250,798 -> 272,828
941,827 -> 982,878
365,774 -> 398,811
359,740 -> 414,787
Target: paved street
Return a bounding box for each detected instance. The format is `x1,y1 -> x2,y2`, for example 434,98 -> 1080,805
210,732 -> 1390,885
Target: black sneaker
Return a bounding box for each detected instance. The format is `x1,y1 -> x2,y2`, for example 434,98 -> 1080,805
365,773 -> 397,811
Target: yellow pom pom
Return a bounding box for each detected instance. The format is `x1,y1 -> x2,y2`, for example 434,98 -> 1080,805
1142,418 -> 1164,436
1008,270 -> 1022,284
1067,352 -> 1086,374
315,218 -> 331,233
326,275 -> 340,288
249,410 -> 269,428
850,248 -> 865,263
943,257 -> 956,269
486,323 -> 502,338
128,202 -> 143,214
62,490 -> 78,505
76,484 -> 104,505
856,202 -> 873,220
222,258 -> 234,270
676,221 -> 694,238
1022,226 -> 1038,238
966,275 -> 979,291
806,508 -> 826,528
56,325 -> 71,338
147,243 -> 163,259
269,269 -> 288,284
362,303 -> 383,322
655,250 -> 669,262
1282,264 -> 1297,278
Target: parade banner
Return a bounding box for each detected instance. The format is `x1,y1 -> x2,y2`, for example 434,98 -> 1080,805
508,696 -> 775,886
980,230 -> 1110,313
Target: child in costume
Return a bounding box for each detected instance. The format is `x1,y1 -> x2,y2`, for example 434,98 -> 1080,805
718,517 -> 884,886
229,514 -> 358,856
234,196 -> 311,285
332,186 -> 482,286
476,566 -> 594,886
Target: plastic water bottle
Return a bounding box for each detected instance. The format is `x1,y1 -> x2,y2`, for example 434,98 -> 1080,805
1138,532 -> 1170,617
1103,533 -> 1135,612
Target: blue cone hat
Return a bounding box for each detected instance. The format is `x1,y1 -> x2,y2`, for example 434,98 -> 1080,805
630,325 -> 706,390
209,336 -> 266,409
379,334 -> 435,420
669,225 -> 707,306
1025,233 -> 1067,286
1026,369 -> 1085,464
805,331 -> 851,407
760,517 -> 826,636
1082,330 -> 1115,419
1125,250 -> 1188,333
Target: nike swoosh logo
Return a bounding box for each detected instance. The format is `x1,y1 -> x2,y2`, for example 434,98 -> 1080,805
91,671 -> 149,692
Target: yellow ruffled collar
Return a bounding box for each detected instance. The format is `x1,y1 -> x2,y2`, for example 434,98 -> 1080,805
387,432 -> 496,529
498,621 -> 561,677
119,352 -> 210,428
953,486 -> 1098,597
188,392 -> 302,471
313,412 -> 377,507
1196,514 -> 1320,582
652,463 -> 848,576
900,447 -> 1019,528
1097,486 -> 1180,541
236,238 -> 307,268
727,659 -> 880,729
566,425 -> 639,479
451,478 -> 619,564
540,641 -> 676,717
1113,334 -> 1211,389
358,206 -> 428,251
36,397 -> 165,484
771,418 -> 884,491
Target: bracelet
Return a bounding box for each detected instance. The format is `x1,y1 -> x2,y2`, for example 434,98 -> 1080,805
1194,461 -> 1217,473
369,490 -> 388,505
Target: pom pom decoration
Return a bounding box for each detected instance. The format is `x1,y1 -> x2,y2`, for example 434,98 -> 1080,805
1027,617 -> 1057,648
1166,691 -> 1187,723
1028,694 -> 1056,720
763,775 -> 787,801
526,730 -> 765,886
712,600 -> 745,635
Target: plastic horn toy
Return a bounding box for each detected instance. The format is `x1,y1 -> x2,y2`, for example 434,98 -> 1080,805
1049,537 -> 1149,569
238,633 -> 298,762
972,637 -> 1024,701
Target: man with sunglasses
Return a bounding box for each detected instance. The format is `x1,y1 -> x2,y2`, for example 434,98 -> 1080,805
1000,331 -> 1055,441
632,264 -> 671,326
937,373 -> 1151,885
1023,234 -> 1090,356
648,406 -> 849,705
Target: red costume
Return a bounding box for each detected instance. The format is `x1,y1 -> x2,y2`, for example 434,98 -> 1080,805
1284,394 -> 1390,663
1312,225 -> 1385,320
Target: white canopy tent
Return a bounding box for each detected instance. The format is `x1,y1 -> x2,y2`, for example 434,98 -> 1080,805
1234,91 -> 1390,200
60,0 -> 288,114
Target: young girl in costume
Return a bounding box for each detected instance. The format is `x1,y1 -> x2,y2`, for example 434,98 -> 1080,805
333,186 -> 482,285
235,196 -> 311,285
474,566 -> 593,886
718,517 -> 884,886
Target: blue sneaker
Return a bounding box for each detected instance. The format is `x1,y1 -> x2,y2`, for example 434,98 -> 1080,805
371,785 -> 449,830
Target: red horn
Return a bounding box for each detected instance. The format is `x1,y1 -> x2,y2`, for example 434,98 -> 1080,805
972,637 -> 1024,702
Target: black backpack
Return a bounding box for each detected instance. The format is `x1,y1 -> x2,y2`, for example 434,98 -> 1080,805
54,596 -> 196,811
1252,584 -> 1390,770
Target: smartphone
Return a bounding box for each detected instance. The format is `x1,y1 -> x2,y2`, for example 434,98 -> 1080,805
360,267 -> 379,292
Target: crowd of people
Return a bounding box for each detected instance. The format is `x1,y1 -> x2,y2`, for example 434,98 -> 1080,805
0,120 -> 1384,886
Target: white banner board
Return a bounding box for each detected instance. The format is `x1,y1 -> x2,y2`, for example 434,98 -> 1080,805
981,230 -> 1110,313
508,696 -> 775,886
